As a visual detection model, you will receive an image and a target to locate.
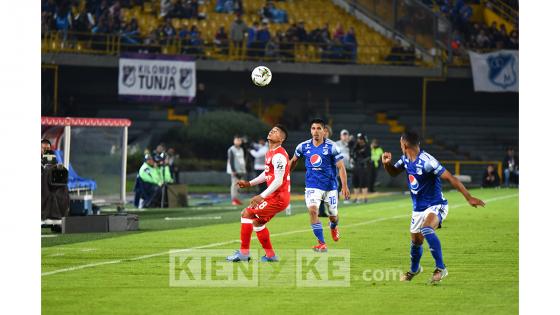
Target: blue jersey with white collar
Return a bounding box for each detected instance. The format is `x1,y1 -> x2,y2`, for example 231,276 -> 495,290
394,150 -> 448,212
295,139 -> 343,191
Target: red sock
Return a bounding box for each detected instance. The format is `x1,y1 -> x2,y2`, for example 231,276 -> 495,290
240,223 -> 253,256
256,227 -> 275,257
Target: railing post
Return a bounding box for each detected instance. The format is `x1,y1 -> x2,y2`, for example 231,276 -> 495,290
455,161 -> 460,176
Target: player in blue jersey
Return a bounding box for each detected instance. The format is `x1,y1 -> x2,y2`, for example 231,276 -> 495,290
290,119 -> 351,252
382,130 -> 485,284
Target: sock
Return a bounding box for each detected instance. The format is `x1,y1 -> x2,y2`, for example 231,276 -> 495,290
255,226 -> 275,257
421,227 -> 445,269
410,241 -> 423,273
329,218 -> 339,229
311,222 -> 325,244
240,218 -> 253,256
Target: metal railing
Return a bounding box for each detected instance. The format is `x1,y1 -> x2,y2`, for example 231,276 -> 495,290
347,0 -> 452,62
483,0 -> 518,25
442,160 -> 503,181
42,30 -> 428,66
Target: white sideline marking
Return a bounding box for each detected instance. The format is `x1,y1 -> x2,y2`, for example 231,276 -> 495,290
42,193 -> 517,277
42,235 -> 58,238
164,216 -> 223,221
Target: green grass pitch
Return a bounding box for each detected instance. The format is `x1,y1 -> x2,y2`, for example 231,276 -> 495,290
42,188 -> 518,314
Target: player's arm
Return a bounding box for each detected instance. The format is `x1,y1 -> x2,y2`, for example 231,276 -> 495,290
440,170 -> 486,208
336,160 -> 350,200
250,154 -> 287,207
238,171 -> 266,188
289,143 -> 303,173
381,152 -> 404,177
289,155 -> 299,173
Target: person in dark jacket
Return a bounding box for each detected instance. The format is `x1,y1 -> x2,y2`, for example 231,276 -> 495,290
481,164 -> 500,188
351,133 -> 371,203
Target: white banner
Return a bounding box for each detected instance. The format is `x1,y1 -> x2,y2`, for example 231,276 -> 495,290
118,56 -> 196,98
468,50 -> 518,92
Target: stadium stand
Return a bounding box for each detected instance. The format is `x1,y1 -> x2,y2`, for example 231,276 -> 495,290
42,0 -> 418,65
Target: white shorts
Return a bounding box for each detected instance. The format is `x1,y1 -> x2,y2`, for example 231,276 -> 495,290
410,204 -> 449,234
305,188 -> 338,216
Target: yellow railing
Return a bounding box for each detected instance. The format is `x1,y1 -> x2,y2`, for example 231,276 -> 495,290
442,160 -> 503,180
483,0 -> 518,26
41,31 -> 430,66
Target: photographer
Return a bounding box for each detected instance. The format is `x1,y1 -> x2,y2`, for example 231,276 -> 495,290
41,139 -> 69,227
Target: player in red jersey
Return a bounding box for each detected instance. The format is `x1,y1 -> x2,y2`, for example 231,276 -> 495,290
226,124 -> 290,262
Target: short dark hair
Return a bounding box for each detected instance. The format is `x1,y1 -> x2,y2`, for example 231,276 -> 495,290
310,118 -> 326,127
274,124 -> 288,141
41,139 -> 51,146
401,130 -> 421,146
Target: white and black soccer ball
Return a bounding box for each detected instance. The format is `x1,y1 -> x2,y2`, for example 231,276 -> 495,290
251,66 -> 272,87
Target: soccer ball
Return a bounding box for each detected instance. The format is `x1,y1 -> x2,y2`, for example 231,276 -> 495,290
251,66 -> 272,87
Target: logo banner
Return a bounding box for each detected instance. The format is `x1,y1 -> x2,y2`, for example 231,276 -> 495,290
468,50 -> 518,92
118,53 -> 196,101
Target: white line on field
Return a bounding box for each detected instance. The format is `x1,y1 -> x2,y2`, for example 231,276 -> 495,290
41,235 -> 58,238
164,216 -> 223,221
41,193 -> 517,277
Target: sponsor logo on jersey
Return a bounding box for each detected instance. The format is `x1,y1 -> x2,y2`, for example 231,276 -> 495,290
408,174 -> 419,190
310,154 -> 322,167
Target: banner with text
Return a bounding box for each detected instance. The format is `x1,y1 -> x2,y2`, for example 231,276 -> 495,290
118,54 -> 196,102
468,50 -> 518,92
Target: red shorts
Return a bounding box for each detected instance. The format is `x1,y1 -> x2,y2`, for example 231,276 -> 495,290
245,198 -> 288,225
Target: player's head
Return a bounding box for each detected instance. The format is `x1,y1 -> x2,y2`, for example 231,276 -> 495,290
310,118 -> 326,141
400,130 -> 421,153
268,124 -> 288,143
41,139 -> 51,155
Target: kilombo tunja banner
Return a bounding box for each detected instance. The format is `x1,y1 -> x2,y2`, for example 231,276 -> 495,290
118,53 -> 196,102
468,50 -> 518,92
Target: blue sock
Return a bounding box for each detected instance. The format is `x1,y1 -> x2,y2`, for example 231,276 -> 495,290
311,223 -> 325,244
421,227 -> 445,269
410,241 -> 423,273
329,218 -> 338,229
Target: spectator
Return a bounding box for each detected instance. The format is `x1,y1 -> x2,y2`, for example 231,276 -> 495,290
162,18 -> 176,42
351,133 -> 371,203
230,15 -> 248,58
214,25 -> 229,54
246,22 -> 259,59
295,21 -> 307,42
227,136 -> 246,205
265,34 -> 280,60
187,25 -> 204,57
343,27 -> 357,63
369,139 -> 383,193
161,0 -> 173,17
256,22 -> 272,58
502,148 -> 519,187
121,18 -> 140,45
54,2 -> 72,43
482,164 -> 500,188
249,138 -> 268,193
333,23 -> 344,41
260,1 -> 288,24
336,129 -> 353,200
